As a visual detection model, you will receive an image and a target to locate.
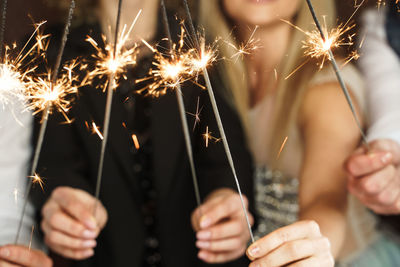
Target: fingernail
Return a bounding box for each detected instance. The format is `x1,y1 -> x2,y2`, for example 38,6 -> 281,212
198,251 -> 208,261
200,216 -> 211,228
196,241 -> 210,249
83,250 -> 94,257
0,248 -> 10,258
85,217 -> 97,230
248,246 -> 260,257
197,231 -> 211,240
82,230 -> 97,239
82,240 -> 97,248
381,153 -> 393,164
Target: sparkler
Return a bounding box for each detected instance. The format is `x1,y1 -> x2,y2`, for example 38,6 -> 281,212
0,0 -> 7,59
182,0 -> 255,243
15,0 -> 76,244
0,21 -> 49,108
158,0 -> 202,208
92,1 -> 142,215
305,0 -> 368,147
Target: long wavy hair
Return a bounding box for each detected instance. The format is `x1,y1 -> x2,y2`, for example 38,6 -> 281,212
199,0 -> 337,167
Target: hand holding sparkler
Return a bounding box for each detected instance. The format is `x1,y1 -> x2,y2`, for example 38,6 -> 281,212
0,245 -> 52,267
345,139 -> 400,215
41,187 -> 108,260
191,189 -> 253,263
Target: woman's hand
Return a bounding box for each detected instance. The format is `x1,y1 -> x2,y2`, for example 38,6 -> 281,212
41,187 -> 108,260
191,188 -> 253,263
246,221 -> 334,267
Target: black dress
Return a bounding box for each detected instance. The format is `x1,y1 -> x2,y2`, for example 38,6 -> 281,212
31,19 -> 254,267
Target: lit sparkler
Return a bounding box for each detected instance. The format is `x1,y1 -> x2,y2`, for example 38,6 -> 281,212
15,0 -> 76,245
0,21 -> 49,108
83,9 -> 141,91
155,0 -> 202,209
26,61 -> 80,123
93,1 -> 142,215
29,173 -> 44,192
304,0 -> 368,146
182,0 -> 255,243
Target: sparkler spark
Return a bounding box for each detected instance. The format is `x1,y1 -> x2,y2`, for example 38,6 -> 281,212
225,26 -> 260,61
186,97 -> 203,131
29,173 -> 44,192
0,21 -> 48,108
91,122 -> 103,140
26,61 -> 80,123
277,136 -> 288,160
283,19 -> 356,70
84,10 -> 141,92
203,126 -> 221,148
131,134 -> 140,149
137,25 -> 217,97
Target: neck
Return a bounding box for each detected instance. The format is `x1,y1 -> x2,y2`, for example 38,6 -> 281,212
237,21 -> 292,106
98,0 -> 158,44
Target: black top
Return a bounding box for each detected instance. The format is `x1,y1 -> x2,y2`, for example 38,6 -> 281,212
31,18 -> 254,267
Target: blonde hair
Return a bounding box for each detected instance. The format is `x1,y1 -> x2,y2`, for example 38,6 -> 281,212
199,0 -> 336,167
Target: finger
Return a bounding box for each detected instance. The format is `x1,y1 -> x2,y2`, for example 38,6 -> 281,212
43,210 -> 97,239
0,246 -> 53,267
44,229 -> 97,250
197,219 -> 244,241
191,196 -> 227,231
247,220 -> 321,260
249,237 -> 330,267
364,190 -> 400,215
196,235 -> 247,252
287,253 -> 335,267
345,151 -> 392,177
198,247 -> 246,264
199,194 -> 248,229
348,165 -> 396,196
51,187 -> 97,230
49,244 -> 94,260
93,200 -> 108,230
0,261 -> 19,267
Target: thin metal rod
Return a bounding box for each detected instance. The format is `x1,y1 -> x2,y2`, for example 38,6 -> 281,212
52,0 -> 75,84
305,0 -> 368,147
15,0 -> 75,244
182,0 -> 254,243
0,0 -> 7,61
160,0 -> 201,208
93,0 -> 123,214
15,105 -> 50,244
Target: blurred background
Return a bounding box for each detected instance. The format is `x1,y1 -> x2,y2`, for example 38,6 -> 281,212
5,0 -> 378,45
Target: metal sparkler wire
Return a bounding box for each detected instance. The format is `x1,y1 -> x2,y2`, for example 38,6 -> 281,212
305,0 -> 369,147
15,0 -> 76,244
160,0 -> 202,208
93,0 -> 123,215
0,0 -> 7,60
182,0 -> 255,243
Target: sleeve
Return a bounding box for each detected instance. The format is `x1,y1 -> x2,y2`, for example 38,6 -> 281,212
0,104 -> 43,248
359,9 -> 400,144
194,81 -> 254,211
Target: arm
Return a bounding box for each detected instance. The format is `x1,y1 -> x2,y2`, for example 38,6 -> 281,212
343,9 -> 400,215
298,82 -> 363,256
